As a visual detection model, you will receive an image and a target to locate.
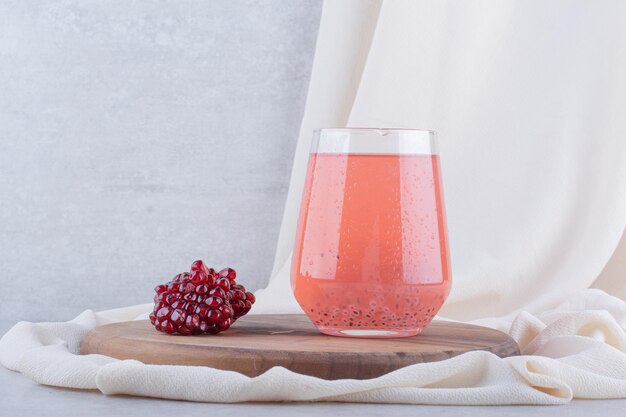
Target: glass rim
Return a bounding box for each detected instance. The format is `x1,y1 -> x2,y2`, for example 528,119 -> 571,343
312,127 -> 438,155
314,127 -> 437,135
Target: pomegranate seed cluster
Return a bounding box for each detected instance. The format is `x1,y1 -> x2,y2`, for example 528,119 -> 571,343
150,260 -> 255,335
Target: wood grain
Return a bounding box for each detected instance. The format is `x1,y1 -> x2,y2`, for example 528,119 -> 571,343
81,314 -> 519,380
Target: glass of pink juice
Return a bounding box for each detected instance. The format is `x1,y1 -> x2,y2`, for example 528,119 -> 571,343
291,128 -> 451,338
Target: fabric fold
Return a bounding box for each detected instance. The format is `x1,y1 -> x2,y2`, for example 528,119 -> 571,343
3,289 -> 626,404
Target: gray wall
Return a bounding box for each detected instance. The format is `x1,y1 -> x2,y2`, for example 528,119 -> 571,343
0,1 -> 322,321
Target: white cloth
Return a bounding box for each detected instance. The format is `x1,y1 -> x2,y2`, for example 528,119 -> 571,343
3,0 -> 626,405
1,290 -> 626,404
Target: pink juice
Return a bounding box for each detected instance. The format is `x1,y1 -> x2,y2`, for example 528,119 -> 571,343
292,153 -> 451,337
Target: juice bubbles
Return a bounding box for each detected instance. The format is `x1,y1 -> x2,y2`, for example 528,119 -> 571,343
291,141 -> 451,338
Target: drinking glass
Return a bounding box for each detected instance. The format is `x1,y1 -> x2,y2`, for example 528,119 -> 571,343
291,128 -> 451,338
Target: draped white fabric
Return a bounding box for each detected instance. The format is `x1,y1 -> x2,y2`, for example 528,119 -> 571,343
255,0 -> 626,320
2,0 -> 626,405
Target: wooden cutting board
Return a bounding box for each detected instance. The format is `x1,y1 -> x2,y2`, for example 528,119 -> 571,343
81,314 -> 519,380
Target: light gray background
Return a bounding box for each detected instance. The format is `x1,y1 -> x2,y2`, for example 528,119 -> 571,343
0,0 -> 322,321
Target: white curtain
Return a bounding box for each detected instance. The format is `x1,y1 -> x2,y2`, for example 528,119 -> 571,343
255,0 -> 626,324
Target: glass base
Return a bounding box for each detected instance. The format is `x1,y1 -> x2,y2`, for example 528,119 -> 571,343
317,326 -> 422,338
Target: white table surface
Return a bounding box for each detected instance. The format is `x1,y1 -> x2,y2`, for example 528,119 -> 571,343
2,320 -> 625,417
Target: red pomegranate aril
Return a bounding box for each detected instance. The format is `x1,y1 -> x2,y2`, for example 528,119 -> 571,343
177,326 -> 191,335
195,305 -> 210,317
204,296 -> 223,309
198,321 -> 210,333
216,277 -> 230,291
170,300 -> 185,310
218,304 -> 233,319
179,282 -> 195,294
209,287 -> 227,299
171,309 -> 186,325
149,312 -> 156,324
219,267 -> 236,280
195,284 -> 209,295
205,275 -> 216,286
191,271 -> 207,285
183,292 -> 198,302
245,292 -> 255,303
206,309 -> 221,323
165,293 -> 181,304
155,284 -> 168,294
217,318 -> 232,331
156,306 -> 172,320
231,300 -> 245,314
231,290 -> 245,301
186,314 -> 200,330
161,320 -> 176,334
184,302 -> 198,314
190,260 -> 210,274
219,268 -> 237,284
